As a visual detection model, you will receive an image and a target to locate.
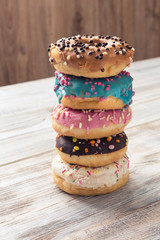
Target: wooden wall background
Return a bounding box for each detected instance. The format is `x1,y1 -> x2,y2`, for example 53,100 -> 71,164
0,0 -> 160,86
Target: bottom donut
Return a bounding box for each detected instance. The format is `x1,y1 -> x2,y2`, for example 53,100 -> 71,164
52,154 -> 129,196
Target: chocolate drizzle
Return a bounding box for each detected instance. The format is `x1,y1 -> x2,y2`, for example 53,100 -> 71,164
56,132 -> 128,156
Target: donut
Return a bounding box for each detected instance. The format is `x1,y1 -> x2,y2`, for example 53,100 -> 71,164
54,70 -> 134,109
48,34 -> 135,78
52,154 -> 129,196
56,132 -> 128,167
52,104 -> 132,139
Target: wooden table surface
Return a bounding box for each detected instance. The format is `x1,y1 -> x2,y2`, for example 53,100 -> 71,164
0,58 -> 160,240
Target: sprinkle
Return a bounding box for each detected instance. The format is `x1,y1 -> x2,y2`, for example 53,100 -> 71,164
126,139 -> 128,145
67,55 -> 71,60
60,147 -> 62,151
74,146 -> 79,150
57,134 -> 62,138
94,92 -> 97,95
100,117 -> 105,120
109,145 -> 115,150
70,124 -> 74,129
62,169 -> 66,174
106,115 -> 110,121
88,115 -> 93,121
88,51 -> 94,55
107,137 -> 112,141
73,138 -> 77,142
85,148 -> 88,153
87,171 -> 91,175
86,92 -> 89,96
63,61 -> 67,65
90,140 -> 96,146
116,140 -> 120,142
79,122 -> 82,128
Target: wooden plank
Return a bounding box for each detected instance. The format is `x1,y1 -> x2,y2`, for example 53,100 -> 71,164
0,1 -> 160,85
64,201 -> 160,240
0,119 -> 160,239
0,58 -> 160,239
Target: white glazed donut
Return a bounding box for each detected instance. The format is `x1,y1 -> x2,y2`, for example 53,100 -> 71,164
52,154 -> 129,196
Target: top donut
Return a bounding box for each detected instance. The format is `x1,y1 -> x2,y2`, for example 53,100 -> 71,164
48,34 -> 135,78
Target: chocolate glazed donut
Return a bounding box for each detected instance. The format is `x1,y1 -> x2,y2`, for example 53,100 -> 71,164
56,132 -> 128,167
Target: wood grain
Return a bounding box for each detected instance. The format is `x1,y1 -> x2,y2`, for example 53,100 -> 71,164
0,0 -> 160,85
0,58 -> 160,240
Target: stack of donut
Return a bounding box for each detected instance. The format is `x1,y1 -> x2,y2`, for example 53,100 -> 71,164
48,34 -> 135,196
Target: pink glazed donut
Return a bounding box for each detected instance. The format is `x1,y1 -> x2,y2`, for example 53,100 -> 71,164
52,104 -> 132,139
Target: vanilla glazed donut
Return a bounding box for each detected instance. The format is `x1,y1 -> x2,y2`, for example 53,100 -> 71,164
52,154 -> 129,195
54,71 -> 134,110
52,104 -> 132,139
48,34 -> 135,78
56,132 -> 128,167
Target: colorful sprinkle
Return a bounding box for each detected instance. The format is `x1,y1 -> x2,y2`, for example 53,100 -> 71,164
107,137 -> 112,141
85,148 -> 89,153
109,145 -> 115,150
74,146 -> 79,150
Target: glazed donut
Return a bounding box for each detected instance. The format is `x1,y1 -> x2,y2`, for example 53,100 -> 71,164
56,132 -> 128,167
54,70 -> 134,109
52,104 -> 132,139
52,154 -> 129,195
48,34 -> 135,78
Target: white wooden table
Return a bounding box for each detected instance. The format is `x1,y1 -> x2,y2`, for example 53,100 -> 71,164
0,58 -> 160,240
